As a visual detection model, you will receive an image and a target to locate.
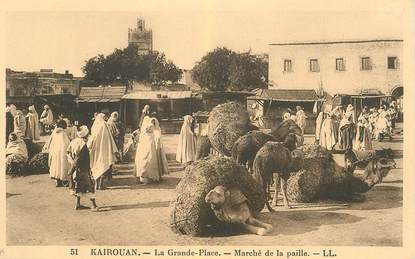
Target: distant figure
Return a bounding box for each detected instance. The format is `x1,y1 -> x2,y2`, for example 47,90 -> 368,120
5,132 -> 28,176
67,125 -> 99,211
176,115 -> 197,165
26,105 -> 41,141
295,106 -> 307,134
6,105 -> 15,143
338,110 -> 355,150
40,105 -> 54,134
107,111 -> 125,162
354,112 -> 372,151
151,117 -> 169,178
14,110 -> 27,137
44,120 -> 71,187
63,118 -> 77,141
88,113 -> 118,190
138,105 -> 150,129
319,112 -> 337,150
282,109 -> 291,121
6,132 -> 28,162
315,111 -> 324,144
135,119 -> 161,184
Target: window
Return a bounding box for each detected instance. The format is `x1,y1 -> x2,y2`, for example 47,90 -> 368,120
388,56 -> 398,69
361,57 -> 372,70
309,59 -> 320,72
336,58 -> 345,71
283,59 -> 292,72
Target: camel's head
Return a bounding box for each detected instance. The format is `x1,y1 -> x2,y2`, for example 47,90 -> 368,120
362,158 -> 397,188
271,119 -> 302,141
284,133 -> 298,151
205,186 -> 230,207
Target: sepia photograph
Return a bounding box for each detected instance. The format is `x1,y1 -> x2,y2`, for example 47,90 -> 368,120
1,0 -> 414,258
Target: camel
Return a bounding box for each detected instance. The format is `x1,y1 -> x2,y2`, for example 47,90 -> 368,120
205,185 -> 273,236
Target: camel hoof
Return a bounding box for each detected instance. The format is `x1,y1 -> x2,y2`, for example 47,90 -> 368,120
284,204 -> 292,209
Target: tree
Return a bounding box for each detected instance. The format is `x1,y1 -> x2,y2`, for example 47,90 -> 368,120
229,51 -> 268,91
192,47 -> 236,91
191,48 -> 268,91
82,45 -> 182,88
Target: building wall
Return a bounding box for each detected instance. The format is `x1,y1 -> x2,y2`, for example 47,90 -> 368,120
268,40 -> 403,95
6,69 -> 80,97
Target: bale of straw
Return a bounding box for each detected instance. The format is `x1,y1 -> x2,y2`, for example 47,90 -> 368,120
27,152 -> 49,174
23,139 -> 42,160
195,135 -> 212,160
6,155 -> 27,177
169,155 -> 265,236
208,102 -> 250,156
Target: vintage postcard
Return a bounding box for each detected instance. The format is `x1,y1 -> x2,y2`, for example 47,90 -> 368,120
1,0 -> 414,258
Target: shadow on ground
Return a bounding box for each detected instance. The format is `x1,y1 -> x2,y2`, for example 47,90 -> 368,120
106,176 -> 181,190
100,201 -> 170,211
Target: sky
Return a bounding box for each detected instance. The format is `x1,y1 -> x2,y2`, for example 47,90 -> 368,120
4,0 -> 405,76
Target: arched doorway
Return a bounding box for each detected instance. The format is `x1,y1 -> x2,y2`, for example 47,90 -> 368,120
391,86 -> 403,99
391,86 -> 403,122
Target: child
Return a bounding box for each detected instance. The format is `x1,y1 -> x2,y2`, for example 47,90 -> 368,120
67,125 -> 98,211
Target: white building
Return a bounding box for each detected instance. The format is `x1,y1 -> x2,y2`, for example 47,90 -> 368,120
268,39 -> 403,97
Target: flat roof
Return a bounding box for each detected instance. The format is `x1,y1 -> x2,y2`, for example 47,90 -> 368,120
269,39 -> 403,46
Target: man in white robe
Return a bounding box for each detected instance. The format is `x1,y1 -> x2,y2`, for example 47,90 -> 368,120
88,113 -> 118,190
14,110 -> 27,137
319,112 -> 337,150
135,121 -> 160,184
45,120 -> 71,187
26,105 -> 41,141
176,115 -> 197,165
151,117 -> 169,178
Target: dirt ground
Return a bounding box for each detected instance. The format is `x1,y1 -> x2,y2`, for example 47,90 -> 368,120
6,128 -> 403,246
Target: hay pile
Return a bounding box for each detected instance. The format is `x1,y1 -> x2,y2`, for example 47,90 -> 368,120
208,102 -> 250,156
195,135 -> 212,160
286,144 -> 371,202
23,139 -> 42,160
6,155 -> 27,177
27,152 -> 49,174
169,155 -> 265,236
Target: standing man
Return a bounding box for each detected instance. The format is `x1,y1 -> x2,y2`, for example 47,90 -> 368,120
67,125 -> 99,211
138,105 -> 150,130
26,105 -> 41,141
295,106 -> 307,135
88,113 -> 118,190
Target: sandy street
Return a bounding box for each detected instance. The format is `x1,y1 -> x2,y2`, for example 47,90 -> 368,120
6,132 -> 403,246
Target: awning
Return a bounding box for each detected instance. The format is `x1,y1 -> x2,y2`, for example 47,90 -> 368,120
122,91 -> 192,100
76,86 -> 126,103
76,98 -> 121,103
248,89 -> 320,102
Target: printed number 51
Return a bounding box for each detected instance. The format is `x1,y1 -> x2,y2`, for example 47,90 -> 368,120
70,249 -> 78,256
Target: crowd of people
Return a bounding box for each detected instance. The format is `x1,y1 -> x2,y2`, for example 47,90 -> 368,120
5,103 -> 201,211
315,101 -> 399,151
